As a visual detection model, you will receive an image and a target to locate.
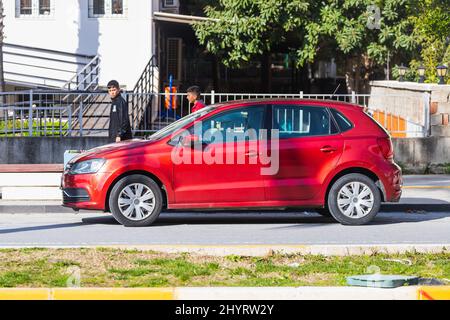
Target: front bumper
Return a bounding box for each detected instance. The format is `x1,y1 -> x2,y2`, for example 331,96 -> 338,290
62,188 -> 90,204
61,171 -> 109,210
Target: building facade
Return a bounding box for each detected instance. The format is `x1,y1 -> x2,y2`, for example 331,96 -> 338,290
3,0 -> 160,90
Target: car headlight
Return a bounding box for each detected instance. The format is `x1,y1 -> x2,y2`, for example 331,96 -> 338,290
69,159 -> 106,175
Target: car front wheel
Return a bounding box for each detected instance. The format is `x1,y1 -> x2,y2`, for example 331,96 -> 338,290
109,174 -> 163,227
327,173 -> 381,225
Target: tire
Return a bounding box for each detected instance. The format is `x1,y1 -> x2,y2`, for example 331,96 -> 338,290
314,207 -> 332,217
109,174 -> 163,227
327,173 -> 381,225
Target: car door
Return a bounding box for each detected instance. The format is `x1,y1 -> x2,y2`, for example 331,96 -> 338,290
265,104 -> 344,201
172,105 -> 267,205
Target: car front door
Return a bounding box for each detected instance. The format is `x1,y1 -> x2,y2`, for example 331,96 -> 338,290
265,104 -> 344,201
172,105 -> 267,205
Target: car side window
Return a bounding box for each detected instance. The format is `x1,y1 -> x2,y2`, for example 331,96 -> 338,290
189,106 -> 265,144
273,105 -> 334,138
330,109 -> 353,132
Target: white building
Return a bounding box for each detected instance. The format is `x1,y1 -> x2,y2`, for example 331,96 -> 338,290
2,0 -> 172,90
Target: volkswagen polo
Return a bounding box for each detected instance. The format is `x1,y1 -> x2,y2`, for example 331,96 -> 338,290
62,99 -> 402,226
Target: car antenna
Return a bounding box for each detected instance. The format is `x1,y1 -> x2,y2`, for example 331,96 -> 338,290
331,83 -> 341,99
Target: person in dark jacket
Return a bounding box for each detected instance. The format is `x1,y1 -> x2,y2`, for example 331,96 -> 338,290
107,80 -> 132,142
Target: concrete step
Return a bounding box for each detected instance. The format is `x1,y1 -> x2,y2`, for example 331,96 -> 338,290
0,173 -> 61,187
1,186 -> 61,200
0,171 -> 61,200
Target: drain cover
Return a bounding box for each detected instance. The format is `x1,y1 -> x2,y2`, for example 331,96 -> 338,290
347,275 -> 419,288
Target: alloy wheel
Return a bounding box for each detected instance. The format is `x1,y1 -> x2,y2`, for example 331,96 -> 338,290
117,183 -> 156,221
336,182 -> 374,219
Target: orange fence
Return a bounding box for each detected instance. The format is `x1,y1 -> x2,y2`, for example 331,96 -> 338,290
372,110 -> 406,138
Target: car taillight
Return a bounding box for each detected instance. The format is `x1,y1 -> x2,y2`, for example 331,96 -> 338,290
377,137 -> 394,160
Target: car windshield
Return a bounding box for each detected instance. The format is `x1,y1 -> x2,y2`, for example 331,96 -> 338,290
146,106 -> 215,141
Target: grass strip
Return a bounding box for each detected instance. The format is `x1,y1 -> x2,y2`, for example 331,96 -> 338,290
0,248 -> 448,288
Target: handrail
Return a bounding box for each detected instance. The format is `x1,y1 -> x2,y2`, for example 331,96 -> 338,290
4,43 -> 96,60
129,55 -> 158,131
63,55 -> 100,90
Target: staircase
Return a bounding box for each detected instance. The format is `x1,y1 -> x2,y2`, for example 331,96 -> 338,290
3,45 -> 159,137
3,43 -> 97,89
68,55 -> 159,137
130,56 -> 159,133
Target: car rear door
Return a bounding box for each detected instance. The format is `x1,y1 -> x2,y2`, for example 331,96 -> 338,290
265,104 -> 344,201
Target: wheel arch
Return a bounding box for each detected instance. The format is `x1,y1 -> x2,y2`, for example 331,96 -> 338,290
324,167 -> 386,205
104,170 -> 168,212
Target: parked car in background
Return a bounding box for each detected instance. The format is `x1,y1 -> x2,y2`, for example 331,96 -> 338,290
62,99 -> 402,227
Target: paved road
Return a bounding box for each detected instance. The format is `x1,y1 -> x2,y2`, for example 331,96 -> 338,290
0,210 -> 449,247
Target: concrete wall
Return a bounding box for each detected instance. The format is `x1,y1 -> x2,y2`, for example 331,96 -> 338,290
393,137 -> 450,173
4,0 -> 156,89
369,81 -> 450,137
0,137 -> 111,164
2,137 -> 449,174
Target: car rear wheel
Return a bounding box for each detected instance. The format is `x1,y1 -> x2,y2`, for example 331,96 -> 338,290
109,175 -> 163,227
327,173 -> 381,225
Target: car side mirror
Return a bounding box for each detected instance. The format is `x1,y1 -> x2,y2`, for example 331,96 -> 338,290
181,134 -> 200,148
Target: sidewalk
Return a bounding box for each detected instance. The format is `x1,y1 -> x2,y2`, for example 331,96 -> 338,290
0,174 -> 450,214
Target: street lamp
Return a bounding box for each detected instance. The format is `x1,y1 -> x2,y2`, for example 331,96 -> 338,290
398,65 -> 407,82
437,65 -> 448,85
418,65 -> 426,83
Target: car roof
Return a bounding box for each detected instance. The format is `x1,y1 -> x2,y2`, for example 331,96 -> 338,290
210,98 -> 364,110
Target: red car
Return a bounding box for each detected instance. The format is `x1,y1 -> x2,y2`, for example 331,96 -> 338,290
62,99 -> 402,226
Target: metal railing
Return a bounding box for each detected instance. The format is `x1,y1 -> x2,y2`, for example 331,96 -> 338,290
0,90 -> 430,138
130,55 -> 158,131
62,55 -> 101,91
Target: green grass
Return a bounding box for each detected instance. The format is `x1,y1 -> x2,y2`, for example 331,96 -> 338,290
0,248 -> 448,287
0,119 -> 69,137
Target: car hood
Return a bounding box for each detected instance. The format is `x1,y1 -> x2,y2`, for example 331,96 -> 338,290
69,139 -> 153,164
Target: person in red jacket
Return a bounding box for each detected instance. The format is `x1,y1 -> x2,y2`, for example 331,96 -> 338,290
187,86 -> 206,113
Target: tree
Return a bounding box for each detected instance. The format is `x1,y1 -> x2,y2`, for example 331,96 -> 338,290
296,0 -> 417,93
193,0 -> 315,92
399,0 -> 450,84
194,0 -> 418,93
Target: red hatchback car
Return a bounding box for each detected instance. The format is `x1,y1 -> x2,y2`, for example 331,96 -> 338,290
62,99 -> 402,226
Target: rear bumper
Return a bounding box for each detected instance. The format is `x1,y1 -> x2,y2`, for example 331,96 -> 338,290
381,162 -> 403,202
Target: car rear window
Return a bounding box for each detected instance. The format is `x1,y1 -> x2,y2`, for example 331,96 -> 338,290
273,105 -> 335,138
330,109 -> 353,132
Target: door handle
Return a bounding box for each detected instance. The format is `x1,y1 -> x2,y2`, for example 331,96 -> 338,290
320,146 -> 337,153
245,151 -> 259,157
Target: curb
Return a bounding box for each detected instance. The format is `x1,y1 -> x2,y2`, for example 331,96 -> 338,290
0,286 -> 436,300
83,244 -> 450,256
0,244 -> 448,256
1,203 -> 450,214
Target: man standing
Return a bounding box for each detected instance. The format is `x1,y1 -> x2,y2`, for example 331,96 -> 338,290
107,80 -> 132,142
186,86 -> 206,113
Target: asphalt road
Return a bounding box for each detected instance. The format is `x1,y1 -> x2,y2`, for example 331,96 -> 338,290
0,210 -> 449,247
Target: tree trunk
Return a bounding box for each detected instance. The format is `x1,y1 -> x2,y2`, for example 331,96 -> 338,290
345,57 -> 357,94
211,55 -> 221,91
0,0 -> 5,100
260,52 -> 272,92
